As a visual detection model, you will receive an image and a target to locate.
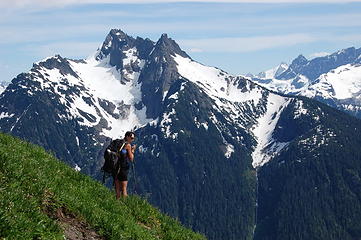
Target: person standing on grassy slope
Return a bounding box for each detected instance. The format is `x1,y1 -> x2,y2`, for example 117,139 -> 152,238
114,131 -> 136,199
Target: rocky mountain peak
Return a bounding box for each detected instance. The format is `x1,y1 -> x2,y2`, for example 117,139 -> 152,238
152,33 -> 189,59
109,28 -> 128,40
329,46 -> 361,64
256,62 -> 289,79
137,33 -> 190,119
277,54 -> 309,80
291,54 -> 308,66
95,29 -> 137,66
33,55 -> 78,77
336,46 -> 355,55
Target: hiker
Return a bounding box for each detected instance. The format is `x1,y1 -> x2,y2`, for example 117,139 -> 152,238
114,131 -> 136,199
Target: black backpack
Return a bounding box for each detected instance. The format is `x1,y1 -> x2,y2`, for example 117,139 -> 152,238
101,139 -> 127,181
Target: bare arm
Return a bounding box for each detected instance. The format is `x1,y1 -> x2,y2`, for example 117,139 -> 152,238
125,143 -> 135,162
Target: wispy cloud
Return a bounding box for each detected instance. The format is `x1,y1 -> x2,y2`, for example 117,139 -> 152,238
10,33 -> 361,61
309,52 -> 330,58
179,34 -> 316,53
179,33 -> 361,53
2,0 -> 361,9
2,9 -> 360,45
0,62 -> 10,71
1,0 -> 360,78
337,34 -> 361,42
189,48 -> 204,53
21,41 -> 101,59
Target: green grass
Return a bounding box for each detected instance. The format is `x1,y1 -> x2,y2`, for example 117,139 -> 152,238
0,132 -> 206,240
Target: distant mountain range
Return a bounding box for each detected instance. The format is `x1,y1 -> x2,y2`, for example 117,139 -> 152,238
247,62 -> 289,80
249,47 -> 361,118
1,29 -> 361,240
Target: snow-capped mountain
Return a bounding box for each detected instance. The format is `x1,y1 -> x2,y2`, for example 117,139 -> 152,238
1,29 -> 361,240
255,62 -> 289,79
251,47 -> 361,118
0,30 -> 157,173
171,54 -> 292,167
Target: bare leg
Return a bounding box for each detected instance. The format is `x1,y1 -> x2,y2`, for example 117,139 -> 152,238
121,181 -> 128,197
114,179 -> 121,199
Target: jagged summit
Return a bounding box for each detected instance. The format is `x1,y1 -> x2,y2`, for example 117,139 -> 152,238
93,29 -> 191,77
160,33 -> 169,40
95,29 -> 139,67
110,28 -> 128,39
32,54 -> 78,77
256,62 -> 289,79
276,55 -> 308,80
34,54 -> 64,64
336,46 -> 356,55
151,33 -> 189,59
291,54 -> 308,65
95,30 -> 189,67
332,46 -> 361,64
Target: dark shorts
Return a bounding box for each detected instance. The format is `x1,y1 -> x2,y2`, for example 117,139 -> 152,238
114,168 -> 129,181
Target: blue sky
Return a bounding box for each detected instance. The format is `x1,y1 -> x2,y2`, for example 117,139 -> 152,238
1,0 -> 361,82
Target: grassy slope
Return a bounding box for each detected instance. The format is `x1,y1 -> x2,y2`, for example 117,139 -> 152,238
0,132 -> 206,240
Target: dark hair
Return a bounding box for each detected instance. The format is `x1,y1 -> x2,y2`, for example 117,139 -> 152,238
125,131 -> 135,138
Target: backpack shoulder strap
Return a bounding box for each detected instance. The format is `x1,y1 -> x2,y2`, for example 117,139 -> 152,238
117,139 -> 127,153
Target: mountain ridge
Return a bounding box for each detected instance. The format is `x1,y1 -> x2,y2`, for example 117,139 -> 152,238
250,46 -> 361,118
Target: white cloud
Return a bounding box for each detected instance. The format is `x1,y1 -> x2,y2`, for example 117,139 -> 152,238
0,24 -> 111,44
2,7 -> 360,45
309,52 -> 330,58
22,41 -> 100,59
179,33 -> 361,53
337,34 -> 361,42
179,34 -> 316,53
2,0 -> 361,10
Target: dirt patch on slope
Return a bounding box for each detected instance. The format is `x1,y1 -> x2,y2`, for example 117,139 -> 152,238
52,206 -> 105,240
42,190 -> 105,240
